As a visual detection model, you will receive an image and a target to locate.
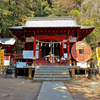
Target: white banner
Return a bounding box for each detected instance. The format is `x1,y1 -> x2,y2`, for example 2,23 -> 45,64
77,61 -> 88,68
4,60 -> 10,66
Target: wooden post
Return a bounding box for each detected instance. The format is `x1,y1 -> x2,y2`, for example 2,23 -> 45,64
39,42 -> 42,58
33,37 -> 36,57
26,59 -> 28,65
67,31 -> 70,59
23,42 -> 25,50
14,51 -> 16,64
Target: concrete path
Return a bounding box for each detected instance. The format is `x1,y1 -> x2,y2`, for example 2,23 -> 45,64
37,82 -> 73,100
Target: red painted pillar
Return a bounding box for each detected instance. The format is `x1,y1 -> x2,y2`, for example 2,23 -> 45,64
67,32 -> 70,58
33,37 -> 36,56
14,51 -> 16,64
8,47 -> 11,53
26,59 -> 28,65
23,42 -> 25,50
39,42 -> 42,58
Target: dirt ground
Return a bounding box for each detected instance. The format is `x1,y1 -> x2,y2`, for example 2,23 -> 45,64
65,76 -> 100,100
0,74 -> 42,100
0,74 -> 100,100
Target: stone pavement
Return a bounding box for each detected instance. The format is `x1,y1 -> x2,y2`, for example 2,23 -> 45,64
37,82 -> 73,100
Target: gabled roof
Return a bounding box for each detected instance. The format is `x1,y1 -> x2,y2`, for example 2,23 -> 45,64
8,16 -> 95,42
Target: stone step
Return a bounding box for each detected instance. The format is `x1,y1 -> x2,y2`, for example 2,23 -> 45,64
35,69 -> 69,72
33,66 -> 70,82
34,73 -> 69,75
33,78 -> 70,81
34,75 -> 70,78
35,70 -> 69,73
35,68 -> 69,70
35,66 -> 69,68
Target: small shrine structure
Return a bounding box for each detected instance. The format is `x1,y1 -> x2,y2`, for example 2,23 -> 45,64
0,38 -> 16,66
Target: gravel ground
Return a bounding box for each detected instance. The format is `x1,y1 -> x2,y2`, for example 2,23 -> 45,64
0,74 -> 42,100
0,74 -> 100,100
65,76 -> 100,100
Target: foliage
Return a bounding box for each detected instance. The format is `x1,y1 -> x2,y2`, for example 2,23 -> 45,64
32,0 -> 52,17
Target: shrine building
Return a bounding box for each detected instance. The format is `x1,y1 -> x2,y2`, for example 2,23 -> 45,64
8,17 -> 95,78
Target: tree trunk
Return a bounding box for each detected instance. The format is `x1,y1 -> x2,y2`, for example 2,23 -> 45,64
9,0 -> 11,5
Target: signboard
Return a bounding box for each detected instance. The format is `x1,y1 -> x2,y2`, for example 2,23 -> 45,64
23,50 -> 33,59
0,49 -> 4,66
77,61 -> 87,68
96,47 -> 100,59
16,62 -> 26,68
63,37 -> 76,43
23,50 -> 39,59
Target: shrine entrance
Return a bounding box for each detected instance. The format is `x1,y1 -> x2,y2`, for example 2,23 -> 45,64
42,43 -> 60,57
42,43 -> 50,57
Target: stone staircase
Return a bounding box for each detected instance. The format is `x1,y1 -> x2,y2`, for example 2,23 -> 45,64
33,66 -> 70,82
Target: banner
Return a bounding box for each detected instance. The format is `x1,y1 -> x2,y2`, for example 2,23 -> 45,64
96,47 -> 100,59
77,61 -> 87,68
0,50 -> 4,66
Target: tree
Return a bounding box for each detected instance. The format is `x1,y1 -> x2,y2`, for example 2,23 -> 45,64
0,0 -> 34,38
33,0 -> 52,17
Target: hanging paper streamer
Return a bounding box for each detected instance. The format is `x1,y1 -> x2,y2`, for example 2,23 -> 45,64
49,43 -> 50,47
38,42 -> 39,45
41,43 -> 42,46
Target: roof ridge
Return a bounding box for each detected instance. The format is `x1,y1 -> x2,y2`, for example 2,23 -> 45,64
29,16 -> 73,21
